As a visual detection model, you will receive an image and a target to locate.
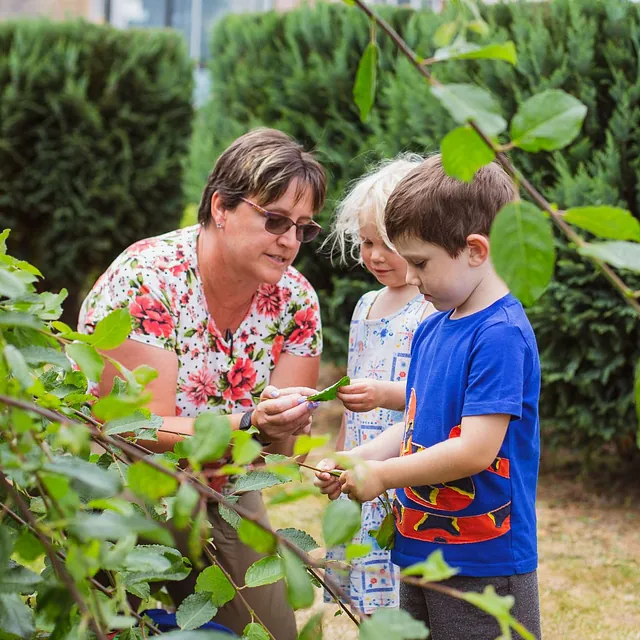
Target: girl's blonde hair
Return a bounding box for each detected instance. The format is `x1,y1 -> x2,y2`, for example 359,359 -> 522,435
324,153 -> 424,264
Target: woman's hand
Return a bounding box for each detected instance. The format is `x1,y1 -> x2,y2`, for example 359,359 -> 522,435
337,379 -> 386,413
252,386 -> 319,443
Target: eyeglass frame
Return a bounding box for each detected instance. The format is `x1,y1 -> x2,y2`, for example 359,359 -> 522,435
239,197 -> 322,243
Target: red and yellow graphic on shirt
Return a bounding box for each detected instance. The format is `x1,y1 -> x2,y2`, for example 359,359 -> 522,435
396,388 -> 512,544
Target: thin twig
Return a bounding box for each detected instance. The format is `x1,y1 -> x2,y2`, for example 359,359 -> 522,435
351,0 -> 640,315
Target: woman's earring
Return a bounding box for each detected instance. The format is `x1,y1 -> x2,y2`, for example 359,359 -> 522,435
216,223 -> 223,229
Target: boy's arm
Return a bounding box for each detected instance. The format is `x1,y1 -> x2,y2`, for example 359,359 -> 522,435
339,414 -> 509,502
337,380 -> 406,412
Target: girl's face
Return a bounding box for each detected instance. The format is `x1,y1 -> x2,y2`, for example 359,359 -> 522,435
359,218 -> 409,288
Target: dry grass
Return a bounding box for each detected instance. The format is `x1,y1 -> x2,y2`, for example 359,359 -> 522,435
265,369 -> 640,639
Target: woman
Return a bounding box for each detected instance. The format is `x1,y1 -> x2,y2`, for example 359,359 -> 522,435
78,128 -> 326,638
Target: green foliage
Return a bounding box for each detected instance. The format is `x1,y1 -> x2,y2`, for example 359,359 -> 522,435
188,0 -> 640,455
322,498 -> 361,547
0,20 -> 193,322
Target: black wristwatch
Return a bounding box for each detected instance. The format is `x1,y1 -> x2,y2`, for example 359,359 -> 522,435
239,409 -> 271,447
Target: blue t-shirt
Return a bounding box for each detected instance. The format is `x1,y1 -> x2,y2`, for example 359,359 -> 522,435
390,294 -> 540,577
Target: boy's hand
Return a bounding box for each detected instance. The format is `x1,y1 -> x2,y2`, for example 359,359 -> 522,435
337,379 -> 385,413
339,460 -> 387,503
313,458 -> 344,500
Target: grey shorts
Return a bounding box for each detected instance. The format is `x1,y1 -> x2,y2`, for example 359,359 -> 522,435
400,570 -> 541,640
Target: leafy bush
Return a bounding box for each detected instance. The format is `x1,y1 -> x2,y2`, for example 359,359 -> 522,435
0,20 -> 194,322
186,0 -> 640,456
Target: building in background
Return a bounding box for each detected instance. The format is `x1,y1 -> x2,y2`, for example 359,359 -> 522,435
0,0 -> 103,21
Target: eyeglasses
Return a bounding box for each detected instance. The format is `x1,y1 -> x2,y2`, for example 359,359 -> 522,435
240,197 -> 322,243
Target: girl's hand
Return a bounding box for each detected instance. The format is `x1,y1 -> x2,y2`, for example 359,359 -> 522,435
339,460 -> 388,503
313,458 -> 344,500
337,379 -> 385,413
252,386 -> 319,443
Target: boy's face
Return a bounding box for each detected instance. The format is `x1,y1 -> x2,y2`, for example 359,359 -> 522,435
394,235 -> 482,312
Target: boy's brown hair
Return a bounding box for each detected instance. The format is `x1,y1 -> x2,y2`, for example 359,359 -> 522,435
384,154 -> 517,257
198,127 -> 326,226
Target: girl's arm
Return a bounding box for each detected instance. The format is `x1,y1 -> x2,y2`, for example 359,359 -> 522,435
335,414 -> 346,452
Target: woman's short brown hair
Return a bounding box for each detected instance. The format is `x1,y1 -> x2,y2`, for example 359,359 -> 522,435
197,128 -> 326,226
384,155 -> 517,257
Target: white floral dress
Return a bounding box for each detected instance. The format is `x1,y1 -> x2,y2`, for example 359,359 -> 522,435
78,225 -> 322,418
325,289 -> 429,613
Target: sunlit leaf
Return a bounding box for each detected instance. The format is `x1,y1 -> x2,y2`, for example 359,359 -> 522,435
510,89 -> 587,152
401,549 -> 458,582
65,342 -> 104,381
173,482 -> 200,530
293,433 -> 331,456
432,83 -> 506,136
176,592 -> 217,630
433,41 -> 517,65
353,41 -> 379,122
359,608 -> 429,640
298,612 -> 323,640
441,126 -> 495,182
14,530 -> 44,563
578,241 -> 640,273
127,458 -> 178,501
92,391 -> 152,421
231,430 -> 262,466
433,21 -> 458,48
186,413 -> 232,467
0,268 -> 28,299
238,519 -> 276,554
242,623 -> 270,640
564,206 -> 640,241
322,499 -> 361,547
345,543 -> 372,561
195,565 -> 235,607
90,308 -> 133,350
280,545 -> 314,610
490,201 -> 555,306
244,555 -> 284,588
268,484 -> 320,505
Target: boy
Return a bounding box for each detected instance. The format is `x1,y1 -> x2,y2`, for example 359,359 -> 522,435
315,155 -> 541,639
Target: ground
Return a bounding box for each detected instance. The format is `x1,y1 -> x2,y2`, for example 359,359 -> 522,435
266,366 -> 640,640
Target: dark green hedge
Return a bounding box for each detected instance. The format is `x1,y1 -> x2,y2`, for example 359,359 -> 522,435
0,20 -> 194,321
186,0 -> 640,457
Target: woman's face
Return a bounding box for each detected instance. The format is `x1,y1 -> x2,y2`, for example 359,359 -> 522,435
216,179 -> 317,286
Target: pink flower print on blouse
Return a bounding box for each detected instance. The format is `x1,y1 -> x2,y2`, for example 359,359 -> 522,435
130,294 -> 174,339
223,358 -> 257,403
183,368 -> 217,407
289,307 -> 317,345
256,284 -> 283,318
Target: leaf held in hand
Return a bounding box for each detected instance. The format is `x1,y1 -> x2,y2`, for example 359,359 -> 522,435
308,376 -> 350,402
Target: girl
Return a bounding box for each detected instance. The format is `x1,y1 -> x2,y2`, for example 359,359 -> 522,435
322,156 -> 434,613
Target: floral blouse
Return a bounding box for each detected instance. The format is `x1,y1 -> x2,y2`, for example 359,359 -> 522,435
78,225 -> 322,417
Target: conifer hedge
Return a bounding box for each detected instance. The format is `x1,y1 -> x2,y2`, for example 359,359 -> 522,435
187,0 -> 640,456
0,20 -> 194,321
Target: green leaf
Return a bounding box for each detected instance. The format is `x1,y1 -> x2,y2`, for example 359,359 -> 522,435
186,413 -> 232,466
353,41 -> 378,123
431,83 -> 506,137
510,89 -> 587,152
0,563 -> 42,594
401,549 -> 459,582
127,459 -> 178,501
0,311 -> 43,330
293,433 -> 331,456
195,565 -> 235,607
359,608 -> 429,640
161,632 -> 234,640
65,342 -> 104,381
578,241 -> 640,272
368,512 -> 395,551
103,411 -> 163,436
238,519 -> 276,554
219,501 -> 241,531
14,530 -> 44,563
0,593 -> 34,639
297,612 -> 323,640
44,456 -> 121,500
244,555 -> 284,588
490,201 -> 555,306
242,623 -> 270,640
92,392 -> 152,421
308,376 -> 350,402
564,206 -> 640,242
173,482 -> 200,530
232,471 -> 288,494
279,545 -> 314,610
322,499 -> 361,547
433,41 -> 517,65
176,592 -> 217,630
433,21 -> 458,48
268,484 -> 320,505
91,308 -> 133,349
70,511 -> 173,546
120,545 -> 191,583
277,528 -> 319,553
0,267 -> 28,299
441,126 -> 495,182
4,345 -> 32,389
231,430 -> 262,466
0,527 -> 12,568
345,543 -> 372,561
19,346 -> 71,371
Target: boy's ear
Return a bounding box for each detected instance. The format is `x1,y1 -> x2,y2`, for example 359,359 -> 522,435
466,234 -> 490,266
